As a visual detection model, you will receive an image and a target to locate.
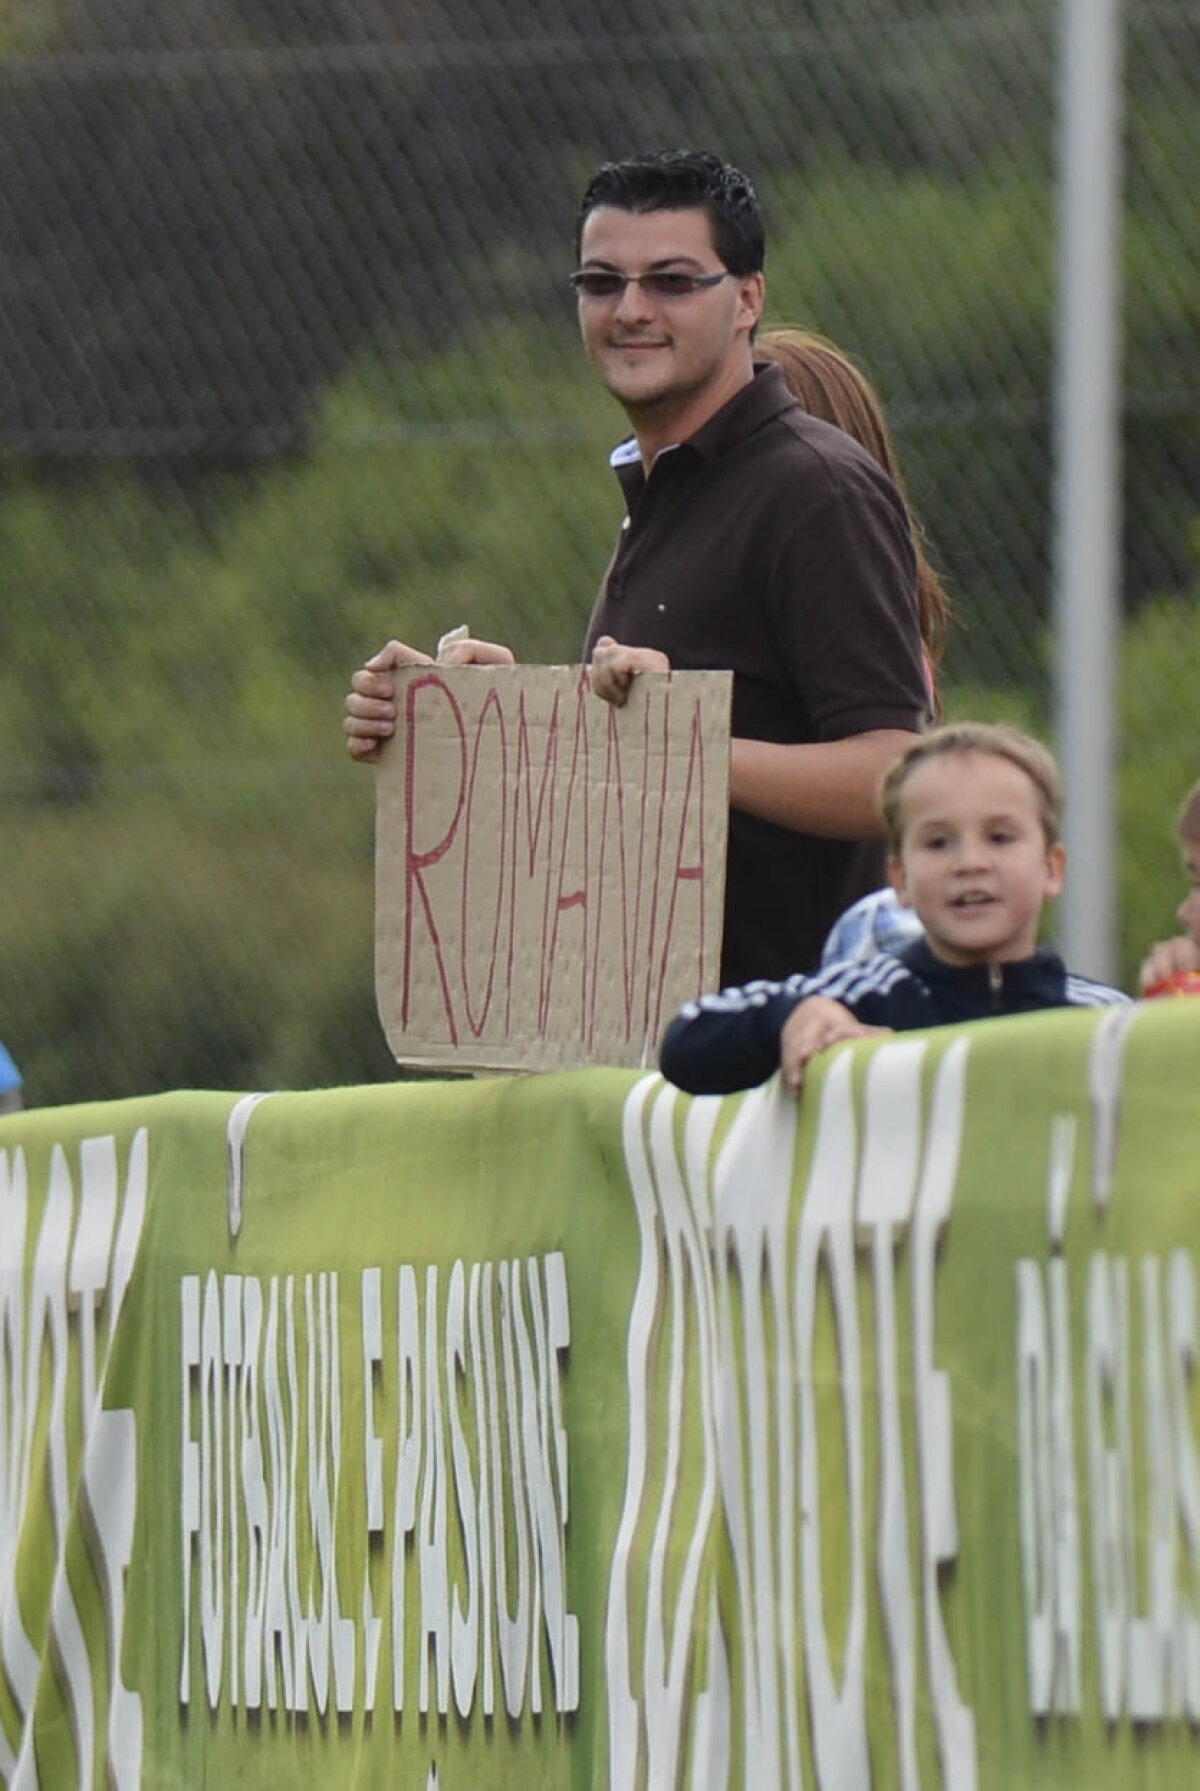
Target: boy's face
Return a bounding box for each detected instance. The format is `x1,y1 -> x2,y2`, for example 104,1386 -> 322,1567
888,750 -> 1066,968
1177,838 -> 1200,945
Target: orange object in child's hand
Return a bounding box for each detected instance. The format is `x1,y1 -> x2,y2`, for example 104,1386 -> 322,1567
1143,968 -> 1200,999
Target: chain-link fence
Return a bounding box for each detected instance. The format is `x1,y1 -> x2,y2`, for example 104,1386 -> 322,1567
2,1 -> 1198,1106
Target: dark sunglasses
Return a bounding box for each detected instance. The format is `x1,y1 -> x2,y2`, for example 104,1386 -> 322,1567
569,269 -> 734,301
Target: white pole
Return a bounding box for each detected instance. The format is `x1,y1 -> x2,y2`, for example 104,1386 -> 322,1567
1053,0 -> 1124,983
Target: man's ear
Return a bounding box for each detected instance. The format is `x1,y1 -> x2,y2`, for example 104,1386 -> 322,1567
888,855 -> 912,907
736,271 -> 766,336
1045,841 -> 1067,900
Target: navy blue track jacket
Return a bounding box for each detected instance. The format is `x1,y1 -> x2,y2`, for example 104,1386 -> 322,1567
659,938 -> 1130,1096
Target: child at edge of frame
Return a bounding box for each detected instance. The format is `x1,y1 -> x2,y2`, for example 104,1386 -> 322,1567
1138,775 -> 1200,999
658,720 -> 1132,1098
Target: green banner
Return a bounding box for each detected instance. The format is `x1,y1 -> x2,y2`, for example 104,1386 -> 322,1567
2,999 -> 1199,1787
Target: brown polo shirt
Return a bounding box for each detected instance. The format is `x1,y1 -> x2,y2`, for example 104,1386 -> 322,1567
585,362 -> 926,987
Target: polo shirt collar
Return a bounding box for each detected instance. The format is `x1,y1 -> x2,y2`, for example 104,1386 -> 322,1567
607,360 -> 797,474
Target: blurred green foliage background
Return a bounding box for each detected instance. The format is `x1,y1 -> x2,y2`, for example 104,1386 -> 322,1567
1,2 -> 1197,1105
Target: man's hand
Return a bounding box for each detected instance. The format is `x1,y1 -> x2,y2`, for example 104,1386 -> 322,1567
1138,934 -> 1200,994
436,635 -> 515,668
589,634 -> 671,708
780,995 -> 891,1095
344,639 -> 430,763
344,634 -> 515,762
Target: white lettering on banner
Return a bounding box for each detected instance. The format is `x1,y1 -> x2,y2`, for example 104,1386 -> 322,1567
664,1080 -> 735,1785
0,1144 -> 35,1784
524,1252 -> 577,1713
178,1254 -> 576,1726
1049,1137 -> 1084,1705
240,1275 -> 269,1712
419,1265 -> 451,1716
1169,1249 -> 1200,1722
795,1049 -> 868,1791
1016,1254 -> 1084,1720
606,1074 -> 728,1790
1017,1258 -> 1052,1710
445,1260 -> 478,1717
27,1148 -> 91,1777
1087,1003 -> 1141,1214
0,1132 -> 148,1791
200,1270 -> 225,1708
857,1039 -> 927,1791
607,1040 -> 979,1790
1088,1252 -> 1130,1719
1016,1060 -> 1200,1738
390,1262 -> 419,1712
360,1266 -> 384,1712
1060,1247 -> 1200,1731
305,1272 -> 356,1715
271,1276 -> 305,1710
223,1274 -> 241,1711
1130,1257 -> 1173,1721
910,1037 -> 977,1791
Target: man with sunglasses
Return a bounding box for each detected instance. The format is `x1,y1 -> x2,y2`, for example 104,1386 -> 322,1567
346,150 -> 927,987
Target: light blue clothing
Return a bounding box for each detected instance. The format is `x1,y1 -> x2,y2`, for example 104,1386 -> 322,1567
819,886 -> 924,968
0,1040 -> 22,1096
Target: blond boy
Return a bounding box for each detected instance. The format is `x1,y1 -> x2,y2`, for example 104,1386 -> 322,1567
660,722 -> 1130,1096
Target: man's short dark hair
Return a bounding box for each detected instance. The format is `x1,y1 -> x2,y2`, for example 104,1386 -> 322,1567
575,150 -> 765,275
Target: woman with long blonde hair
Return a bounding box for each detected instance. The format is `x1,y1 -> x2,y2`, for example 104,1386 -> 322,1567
757,326 -> 951,706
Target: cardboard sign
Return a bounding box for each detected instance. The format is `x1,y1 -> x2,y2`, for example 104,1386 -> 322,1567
374,664 -> 731,1071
